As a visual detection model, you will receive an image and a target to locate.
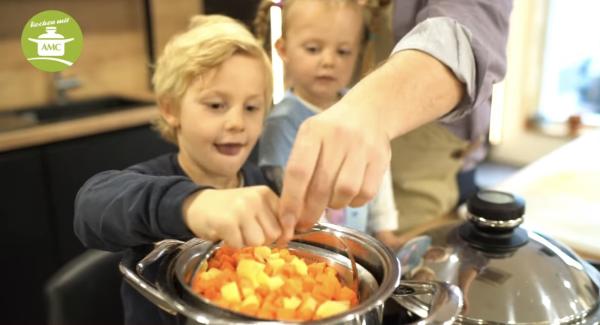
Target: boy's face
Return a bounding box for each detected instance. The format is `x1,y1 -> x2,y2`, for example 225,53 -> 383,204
277,0 -> 363,108
173,54 -> 268,180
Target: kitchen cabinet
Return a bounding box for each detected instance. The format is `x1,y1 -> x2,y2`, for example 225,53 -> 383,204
0,125 -> 175,324
203,0 -> 261,27
44,125 -> 175,264
0,147 -> 57,324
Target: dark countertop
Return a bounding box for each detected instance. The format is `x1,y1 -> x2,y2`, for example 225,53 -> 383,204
0,105 -> 158,152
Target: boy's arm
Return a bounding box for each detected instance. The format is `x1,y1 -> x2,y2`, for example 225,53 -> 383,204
74,169 -> 203,251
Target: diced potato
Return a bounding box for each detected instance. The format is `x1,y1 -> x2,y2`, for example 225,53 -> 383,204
283,296 -> 302,310
199,268 -> 222,281
221,281 -> 242,303
298,296 -> 318,319
237,259 -> 265,277
241,294 -> 260,308
267,257 -> 285,273
237,259 -> 265,286
254,246 -> 272,262
290,257 -> 308,276
195,246 -> 360,322
257,271 -> 285,291
315,300 -> 350,319
300,296 -> 317,311
256,271 -> 270,286
267,275 -> 285,290
241,286 -> 255,298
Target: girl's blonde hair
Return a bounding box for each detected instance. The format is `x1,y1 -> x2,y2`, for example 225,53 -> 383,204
153,15 -> 273,144
253,0 -> 391,77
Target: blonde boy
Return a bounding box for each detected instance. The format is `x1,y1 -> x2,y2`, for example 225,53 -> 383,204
74,15 -> 280,325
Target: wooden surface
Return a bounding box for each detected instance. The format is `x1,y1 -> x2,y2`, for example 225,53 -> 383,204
494,130 -> 600,261
0,106 -> 159,152
0,0 -> 203,112
151,0 -> 203,57
0,0 -> 152,111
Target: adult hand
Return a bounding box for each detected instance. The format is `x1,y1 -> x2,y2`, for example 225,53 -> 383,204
278,102 -> 391,241
277,50 -> 465,241
183,186 -> 282,248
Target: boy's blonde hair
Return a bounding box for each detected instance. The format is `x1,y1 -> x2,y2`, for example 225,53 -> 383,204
153,15 -> 273,144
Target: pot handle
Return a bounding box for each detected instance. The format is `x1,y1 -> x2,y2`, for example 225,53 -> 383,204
391,280 -> 463,325
119,239 -> 183,315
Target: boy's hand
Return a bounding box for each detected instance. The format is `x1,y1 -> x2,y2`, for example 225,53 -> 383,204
183,186 -> 282,248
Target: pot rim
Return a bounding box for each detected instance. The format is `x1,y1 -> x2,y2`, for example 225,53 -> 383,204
120,223 -> 464,324
162,223 -> 402,323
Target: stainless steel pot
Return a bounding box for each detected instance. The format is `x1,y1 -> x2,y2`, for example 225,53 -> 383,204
397,190 -> 600,324
120,223 -> 463,324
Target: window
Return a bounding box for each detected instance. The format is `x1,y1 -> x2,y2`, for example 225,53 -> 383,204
536,1 -> 600,126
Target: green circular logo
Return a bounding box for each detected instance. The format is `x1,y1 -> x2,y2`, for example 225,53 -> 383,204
21,10 -> 83,72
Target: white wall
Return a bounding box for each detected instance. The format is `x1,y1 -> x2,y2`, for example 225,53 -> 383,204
488,0 -> 572,166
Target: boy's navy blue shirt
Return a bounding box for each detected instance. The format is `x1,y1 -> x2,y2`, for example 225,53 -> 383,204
74,153 -> 275,325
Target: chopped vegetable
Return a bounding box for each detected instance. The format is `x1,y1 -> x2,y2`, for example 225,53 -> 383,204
191,246 -> 359,321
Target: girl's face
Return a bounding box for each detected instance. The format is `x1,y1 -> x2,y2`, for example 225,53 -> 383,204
166,54 -> 268,185
277,0 -> 364,108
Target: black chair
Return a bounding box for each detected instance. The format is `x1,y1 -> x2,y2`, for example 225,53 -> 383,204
45,249 -> 124,325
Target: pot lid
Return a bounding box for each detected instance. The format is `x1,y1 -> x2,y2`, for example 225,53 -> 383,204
397,190 -> 600,324
28,27 -> 73,44
38,26 -> 65,39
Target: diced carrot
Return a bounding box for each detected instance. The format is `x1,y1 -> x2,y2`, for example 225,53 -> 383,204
263,291 -> 278,305
239,303 -> 259,316
296,309 -> 313,321
220,260 -> 235,272
263,264 -> 273,275
259,301 -> 277,319
207,259 -> 221,269
282,278 -> 303,296
336,286 -> 358,305
273,296 -> 284,308
256,308 -> 274,320
214,298 -> 231,309
308,262 -> 326,276
193,245 -> 360,322
220,254 -> 237,267
311,287 -> 330,302
329,274 -> 342,293
215,246 -> 235,258
237,253 -> 254,261
241,246 -> 254,254
325,265 -> 337,277
255,284 -> 270,298
280,263 -> 296,277
276,308 -> 296,321
204,287 -> 220,300
302,276 -> 316,292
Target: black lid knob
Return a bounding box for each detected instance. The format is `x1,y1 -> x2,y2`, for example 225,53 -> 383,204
467,190 -> 525,222
460,190 -> 528,252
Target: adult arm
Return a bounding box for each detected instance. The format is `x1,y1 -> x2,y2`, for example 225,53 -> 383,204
277,1 -> 513,239
394,0 -> 513,120
278,49 -> 464,239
